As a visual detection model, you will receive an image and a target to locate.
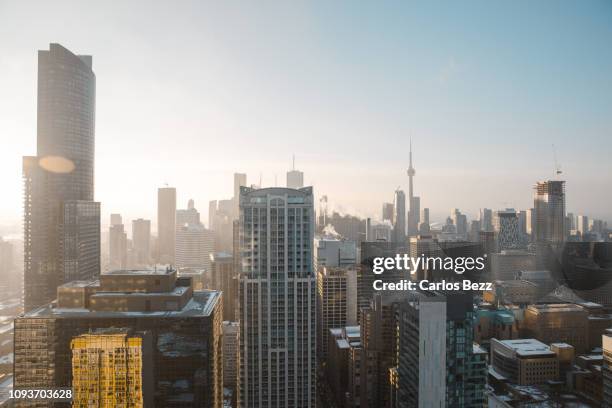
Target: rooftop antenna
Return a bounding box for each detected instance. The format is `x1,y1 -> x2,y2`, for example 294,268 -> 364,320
552,144 -> 562,177
259,172 -> 262,188
292,154 -> 295,171
275,174 -> 278,187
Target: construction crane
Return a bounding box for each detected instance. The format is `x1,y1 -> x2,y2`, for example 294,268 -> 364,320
552,144 -> 562,177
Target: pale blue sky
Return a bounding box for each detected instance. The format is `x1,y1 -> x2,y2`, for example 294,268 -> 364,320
1,1 -> 611,232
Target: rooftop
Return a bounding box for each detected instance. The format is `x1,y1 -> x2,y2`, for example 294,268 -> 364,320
22,290 -> 221,319
497,339 -> 555,357
527,303 -> 586,314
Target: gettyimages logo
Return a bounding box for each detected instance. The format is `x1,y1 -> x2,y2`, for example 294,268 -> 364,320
372,254 -> 486,275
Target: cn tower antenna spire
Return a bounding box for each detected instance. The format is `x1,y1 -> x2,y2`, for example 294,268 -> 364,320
407,137 -> 415,201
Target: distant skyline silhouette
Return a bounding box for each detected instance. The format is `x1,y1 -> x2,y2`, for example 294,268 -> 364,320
1,1 -> 611,228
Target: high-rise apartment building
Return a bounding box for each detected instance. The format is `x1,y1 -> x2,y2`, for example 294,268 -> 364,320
238,186 -> 316,407
71,328 -> 154,407
157,187 -> 176,264
495,209 -> 521,250
14,269 -> 223,407
23,44 -> 99,311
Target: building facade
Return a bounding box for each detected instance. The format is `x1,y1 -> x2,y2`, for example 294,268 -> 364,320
23,43 -> 99,311
14,269 -> 223,408
238,186 -> 316,407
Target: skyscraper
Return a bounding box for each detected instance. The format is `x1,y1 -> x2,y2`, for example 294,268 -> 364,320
23,43 -> 99,311
109,214 -> 127,270
132,218 -> 151,267
533,180 -> 566,244
233,173 -> 247,220
396,292 -> 486,407
479,208 -> 493,232
382,202 -> 394,223
495,209 -> 521,250
238,186 -> 316,407
317,266 -> 358,359
210,251 -> 236,321
392,189 -> 406,243
286,155 -> 304,189
157,187 -> 176,264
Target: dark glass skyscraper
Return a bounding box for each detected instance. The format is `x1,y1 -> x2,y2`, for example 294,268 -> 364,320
23,43 -> 99,311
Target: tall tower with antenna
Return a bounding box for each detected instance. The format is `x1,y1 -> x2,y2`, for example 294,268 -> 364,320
407,139 -> 415,199
407,139 -> 421,236
287,154 -> 304,189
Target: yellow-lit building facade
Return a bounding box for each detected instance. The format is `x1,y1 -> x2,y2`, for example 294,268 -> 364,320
71,329 -> 152,407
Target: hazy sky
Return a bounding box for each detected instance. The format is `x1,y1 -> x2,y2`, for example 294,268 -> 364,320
1,1 -> 611,233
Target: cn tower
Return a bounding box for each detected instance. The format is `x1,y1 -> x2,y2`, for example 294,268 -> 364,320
407,138 -> 415,201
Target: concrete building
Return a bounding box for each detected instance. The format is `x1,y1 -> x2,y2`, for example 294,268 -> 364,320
210,252 -> 236,321
175,223 -> 214,271
495,209 -> 521,250
317,266 -> 357,360
14,269 -> 223,407
176,199 -> 200,226
490,338 -> 559,385
233,173 -> 247,221
109,214 -> 127,270
360,292 -> 405,408
392,189 -> 406,243
157,187 -> 176,265
23,44 -> 99,312
480,208 -> 494,232
131,218 -> 151,267
382,203 -> 394,223
523,304 -> 589,354
314,236 -> 357,270
603,330 -> 612,407
286,156 -> 304,189
396,292 -> 486,407
327,326 -> 361,408
238,187 -> 316,407
490,250 -> 536,281
223,321 -> 240,400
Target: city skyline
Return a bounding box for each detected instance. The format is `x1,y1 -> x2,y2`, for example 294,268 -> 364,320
2,1 -> 612,230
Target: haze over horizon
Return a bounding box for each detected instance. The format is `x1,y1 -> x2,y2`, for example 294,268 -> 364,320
1,1 -> 611,232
